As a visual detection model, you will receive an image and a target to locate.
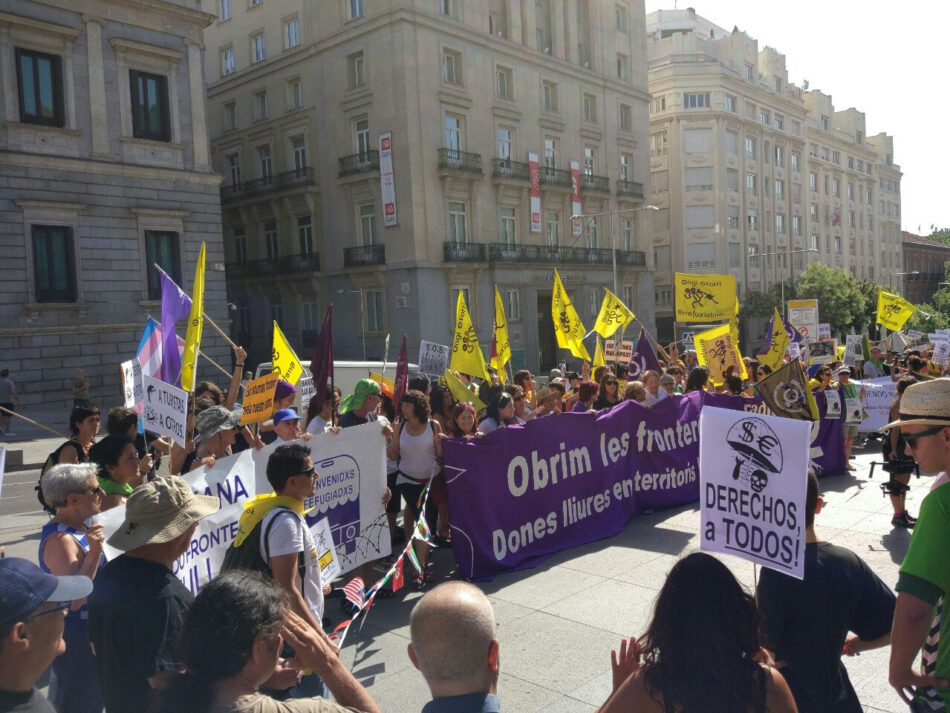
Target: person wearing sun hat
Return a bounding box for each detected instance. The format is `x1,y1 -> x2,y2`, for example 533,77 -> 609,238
87,476 -> 219,713
338,378 -> 383,427
881,379 -> 950,709
178,404 -> 244,474
0,558 -> 93,713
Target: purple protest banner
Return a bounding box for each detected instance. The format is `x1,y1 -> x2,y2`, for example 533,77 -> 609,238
444,390 -> 845,580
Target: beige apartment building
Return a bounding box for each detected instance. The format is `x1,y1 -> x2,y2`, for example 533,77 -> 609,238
645,8 -> 901,341
201,0 -> 655,373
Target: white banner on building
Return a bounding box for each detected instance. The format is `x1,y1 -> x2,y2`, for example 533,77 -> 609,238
141,375 -> 188,448
379,132 -> 397,226
699,406 -> 810,580
418,340 -> 450,377
787,299 -> 819,342
529,152 -> 541,233
570,160 -> 582,236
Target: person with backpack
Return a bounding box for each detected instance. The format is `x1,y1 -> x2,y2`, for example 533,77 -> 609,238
224,443 -> 334,700
38,405 -> 101,514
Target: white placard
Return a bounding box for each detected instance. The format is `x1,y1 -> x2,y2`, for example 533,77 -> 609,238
418,340 -> 450,377
844,396 -> 863,424
298,375 -> 316,407
825,390 -> 842,418
938,329 -> 950,340
141,375 -> 189,448
787,342 -> 801,359
311,516 -> 341,584
927,333 -> 947,344
817,323 -> 831,341
120,358 -> 143,409
787,299 -> 819,342
843,335 -> 861,368
807,340 -> 835,365
699,406 -> 810,579
933,340 -> 950,367
856,377 -> 895,433
379,132 -> 397,226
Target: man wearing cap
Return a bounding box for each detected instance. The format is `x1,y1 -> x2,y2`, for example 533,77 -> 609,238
260,379 -> 297,444
0,558 -> 92,713
339,378 -> 390,432
87,476 -> 219,713
884,380 -> 950,709
836,367 -> 865,470
272,408 -> 313,442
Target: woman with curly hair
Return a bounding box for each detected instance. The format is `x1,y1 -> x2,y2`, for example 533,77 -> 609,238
683,365 -> 710,394
599,552 -> 796,713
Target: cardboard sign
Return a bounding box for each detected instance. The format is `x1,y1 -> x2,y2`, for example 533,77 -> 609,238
787,299 -> 818,342
699,406 -> 810,579
807,340 -> 835,365
418,340 -> 450,377
817,324 -> 831,341
604,339 -> 634,363
932,340 -> 950,367
120,359 -> 143,409
241,372 -> 280,425
141,375 -> 189,447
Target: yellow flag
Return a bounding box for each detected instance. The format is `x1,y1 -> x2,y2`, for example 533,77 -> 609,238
180,243 -> 205,392
552,270 -> 592,361
695,323 -> 746,385
758,308 -> 789,371
593,288 -> 635,339
450,292 -> 491,381
272,322 -> 303,385
673,272 -> 737,323
876,290 -> 916,331
442,369 -> 486,412
593,337 -> 606,368
491,287 -> 511,382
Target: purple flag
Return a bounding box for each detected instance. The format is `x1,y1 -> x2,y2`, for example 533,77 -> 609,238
782,314 -> 804,343
626,329 -> 662,379
160,269 -> 192,387
309,304 -> 334,416
393,333 -> 409,408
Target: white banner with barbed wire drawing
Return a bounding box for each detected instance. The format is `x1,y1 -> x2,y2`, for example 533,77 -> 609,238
90,422 -> 389,594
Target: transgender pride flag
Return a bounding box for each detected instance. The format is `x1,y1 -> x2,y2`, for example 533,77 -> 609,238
135,317 -> 186,379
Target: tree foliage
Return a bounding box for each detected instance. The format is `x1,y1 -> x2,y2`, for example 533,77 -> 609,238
904,303 -> 950,333
795,264 -> 864,337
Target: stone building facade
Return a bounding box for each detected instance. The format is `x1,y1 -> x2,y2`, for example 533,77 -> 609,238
202,0 -> 655,373
901,231 -> 950,305
0,0 -> 230,414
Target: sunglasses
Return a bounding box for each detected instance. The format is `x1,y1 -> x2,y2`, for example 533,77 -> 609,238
606,381 -> 618,385
903,426 -> 947,449
81,485 -> 104,496
296,466 -> 316,478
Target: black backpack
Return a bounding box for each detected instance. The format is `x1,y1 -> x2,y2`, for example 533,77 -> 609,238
36,441 -> 85,514
221,507 -> 305,579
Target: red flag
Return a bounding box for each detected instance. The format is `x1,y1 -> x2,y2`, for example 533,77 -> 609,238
309,305 -> 334,417
343,576 -> 365,608
391,558 -> 404,593
393,333 -> 409,407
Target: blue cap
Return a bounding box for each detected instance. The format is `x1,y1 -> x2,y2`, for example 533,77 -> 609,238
272,408 -> 301,425
0,558 -> 92,628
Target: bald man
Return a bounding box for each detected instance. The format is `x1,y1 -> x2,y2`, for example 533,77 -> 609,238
408,582 -> 500,713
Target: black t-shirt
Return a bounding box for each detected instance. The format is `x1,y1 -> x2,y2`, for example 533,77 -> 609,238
0,689 -> 55,713
87,555 -> 193,713
757,541 -> 896,713
338,411 -> 373,429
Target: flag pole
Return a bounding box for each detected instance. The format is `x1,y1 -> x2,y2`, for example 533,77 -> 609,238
0,406 -> 69,439
199,350 -> 231,378
152,262 -> 239,351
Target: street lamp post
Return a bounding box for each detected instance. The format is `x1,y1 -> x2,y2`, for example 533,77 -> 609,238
337,288 -> 365,360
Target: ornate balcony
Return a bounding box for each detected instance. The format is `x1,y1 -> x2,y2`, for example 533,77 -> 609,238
487,243 -> 613,265
615,249 -> 647,267
490,158 -> 531,181
443,242 -> 487,262
225,252 -> 321,279
616,179 -> 644,198
220,167 -> 316,203
580,174 -> 610,193
438,148 -> 482,174
344,244 -> 386,267
539,166 -> 572,187
338,150 -> 380,177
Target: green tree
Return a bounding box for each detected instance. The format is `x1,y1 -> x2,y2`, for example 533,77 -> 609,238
796,264 -> 864,337
855,278 -> 888,337
904,303 -> 949,333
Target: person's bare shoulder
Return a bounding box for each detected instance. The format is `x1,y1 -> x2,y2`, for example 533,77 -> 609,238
599,672 -> 664,713
763,665 -> 798,713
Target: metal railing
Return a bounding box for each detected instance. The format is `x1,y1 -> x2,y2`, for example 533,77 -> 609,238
490,158 -> 531,180
540,165 -> 572,187
616,250 -> 647,266
338,150 -> 380,177
220,167 -> 315,202
443,242 -> 487,262
343,244 -> 386,266
225,252 -> 321,278
438,148 -> 482,173
580,173 -> 610,193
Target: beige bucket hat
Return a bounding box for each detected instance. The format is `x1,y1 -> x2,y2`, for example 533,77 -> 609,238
882,378 -> 950,430
107,475 -> 220,551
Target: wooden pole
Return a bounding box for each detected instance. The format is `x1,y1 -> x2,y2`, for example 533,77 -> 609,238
0,406 -> 68,439
151,262 -> 239,350
199,350 -> 232,378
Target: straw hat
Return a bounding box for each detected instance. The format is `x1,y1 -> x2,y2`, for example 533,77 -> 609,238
882,379 -> 950,430
107,476 -> 219,551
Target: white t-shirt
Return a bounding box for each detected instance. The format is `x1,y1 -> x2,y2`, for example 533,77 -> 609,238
478,417 -> 500,434
306,415 -> 332,437
260,508 -> 324,622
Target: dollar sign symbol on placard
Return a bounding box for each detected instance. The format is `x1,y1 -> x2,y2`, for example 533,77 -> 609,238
738,421 -> 756,443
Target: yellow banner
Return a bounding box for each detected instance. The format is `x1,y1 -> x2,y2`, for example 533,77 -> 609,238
695,323 -> 746,385
758,308 -> 789,372
240,372 -> 280,425
593,337 -> 606,368
876,290 -> 916,331
180,243 -> 205,392
552,270 -> 592,361
450,292 -> 491,381
272,322 -> 303,385
443,369 -> 486,412
592,288 -> 635,339
491,287 -> 511,382
673,272 -> 737,323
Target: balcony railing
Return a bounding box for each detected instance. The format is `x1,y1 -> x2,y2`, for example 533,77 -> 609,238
443,241 -> 487,262
616,179 -> 644,198
580,173 -> 610,193
486,243 -> 613,265
344,243 -> 386,267
225,252 -> 321,279
438,148 -> 482,174
490,158 -> 531,181
616,249 -> 647,267
338,150 -> 380,177
221,168 -> 315,202
540,165 -> 572,187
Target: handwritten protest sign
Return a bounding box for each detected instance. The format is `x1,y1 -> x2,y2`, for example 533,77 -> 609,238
418,340 -> 450,377
818,324 -> 831,341
843,335 -> 861,367
933,340 -> 950,367
298,375 -> 315,406
604,339 -> 634,363
699,405 -> 809,579
120,359 -> 143,409
240,372 -> 280,425
856,377 -> 895,432
141,375 -> 188,448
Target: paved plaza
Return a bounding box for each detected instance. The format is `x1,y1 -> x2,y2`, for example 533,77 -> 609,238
0,421 -> 920,713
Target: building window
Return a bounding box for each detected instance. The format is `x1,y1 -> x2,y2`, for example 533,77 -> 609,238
616,53 -> 629,80
264,222 -> 279,259
439,0 -> 456,16
496,127 -> 512,159
791,151 -> 800,172
254,90 -> 267,121
220,0 -> 232,20
287,78 -> 302,109
442,50 -> 461,84
448,201 -> 467,243
725,94 -> 736,112
129,70 -> 170,141
759,110 -> 769,125
620,152 -> 632,181
355,116 -> 370,155
744,136 -> 756,158
15,48 -> 65,127
774,145 -> 784,167
348,0 -> 363,20
506,289 -> 521,321
365,289 -> 383,332
546,211 -> 560,247
224,101 -> 236,130
250,0 -> 262,6
774,179 -> 785,200
745,173 -> 756,195
776,214 -> 786,233
227,152 -> 241,185
31,225 -> 76,302
809,172 -> 817,190
809,234 -> 819,251
683,92 -> 710,109
651,132 -> 668,156
747,210 -> 758,231
832,177 -> 840,196
269,298 -> 282,325
233,225 -> 247,264
359,204 -> 376,245
726,168 -> 738,192
543,137 -> 557,168
291,136 -> 307,172
832,151 -> 840,165
744,63 -> 753,80
302,302 -> 319,334
542,80 -> 558,112
792,182 -> 801,203
820,115 -> 829,131
496,66 -> 513,99
585,218 -> 599,249
257,144 -> 272,180
145,230 -> 181,300
297,215 -> 312,254
499,207 -> 516,246
221,47 -> 234,76
284,17 -> 300,48
619,103 -> 632,131
792,215 -> 802,235
583,147 -> 595,175
847,183 -> 855,200
582,92 -> 596,123
251,32 -> 265,63
620,218 -> 632,251
727,205 -> 739,229
615,4 -> 628,32
444,114 -> 462,151
773,113 -> 784,130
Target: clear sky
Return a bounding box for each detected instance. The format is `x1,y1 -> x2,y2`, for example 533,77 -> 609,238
643,0 -> 950,236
